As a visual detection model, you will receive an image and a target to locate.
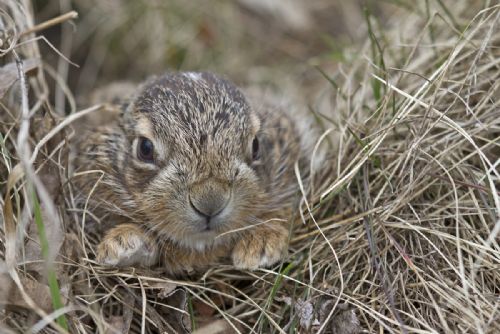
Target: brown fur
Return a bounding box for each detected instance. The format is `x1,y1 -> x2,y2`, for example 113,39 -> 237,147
73,72 -> 305,275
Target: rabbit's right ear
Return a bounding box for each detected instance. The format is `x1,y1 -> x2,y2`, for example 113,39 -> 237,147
88,81 -> 137,106
76,81 -> 138,137
72,103 -> 122,140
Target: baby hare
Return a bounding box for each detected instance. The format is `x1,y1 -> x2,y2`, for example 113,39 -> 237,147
75,72 -> 308,275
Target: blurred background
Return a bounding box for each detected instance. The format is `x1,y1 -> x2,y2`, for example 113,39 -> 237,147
32,0 -> 394,108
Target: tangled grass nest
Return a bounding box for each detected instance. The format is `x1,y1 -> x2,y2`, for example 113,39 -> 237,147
1,0 -> 499,333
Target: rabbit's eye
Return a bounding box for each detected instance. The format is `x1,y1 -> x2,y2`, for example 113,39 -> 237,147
252,137 -> 259,161
137,137 -> 154,163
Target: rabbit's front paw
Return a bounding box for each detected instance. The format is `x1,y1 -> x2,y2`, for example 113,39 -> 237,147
96,224 -> 158,267
232,225 -> 289,270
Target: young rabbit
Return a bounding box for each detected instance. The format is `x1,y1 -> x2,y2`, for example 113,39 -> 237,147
75,72 -> 307,275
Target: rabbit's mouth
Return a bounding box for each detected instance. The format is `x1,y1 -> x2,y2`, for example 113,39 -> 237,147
191,210 -> 232,235
179,227 -> 230,252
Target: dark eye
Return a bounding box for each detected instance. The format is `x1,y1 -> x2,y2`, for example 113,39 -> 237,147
252,137 -> 259,161
137,137 -> 154,163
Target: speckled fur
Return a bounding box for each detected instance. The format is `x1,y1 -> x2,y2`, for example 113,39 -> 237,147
74,72 -> 305,275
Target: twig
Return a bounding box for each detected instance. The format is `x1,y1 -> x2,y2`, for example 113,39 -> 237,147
19,11 -> 78,37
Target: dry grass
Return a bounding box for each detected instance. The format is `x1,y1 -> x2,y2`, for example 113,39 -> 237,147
1,0 -> 499,333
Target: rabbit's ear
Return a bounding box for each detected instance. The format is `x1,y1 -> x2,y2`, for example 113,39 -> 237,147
71,103 -> 122,144
88,81 -> 137,107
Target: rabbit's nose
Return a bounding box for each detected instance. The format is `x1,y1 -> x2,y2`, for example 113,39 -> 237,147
189,180 -> 230,218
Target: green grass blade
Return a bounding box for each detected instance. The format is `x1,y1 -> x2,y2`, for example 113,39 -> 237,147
259,260 -> 296,333
32,191 -> 69,331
